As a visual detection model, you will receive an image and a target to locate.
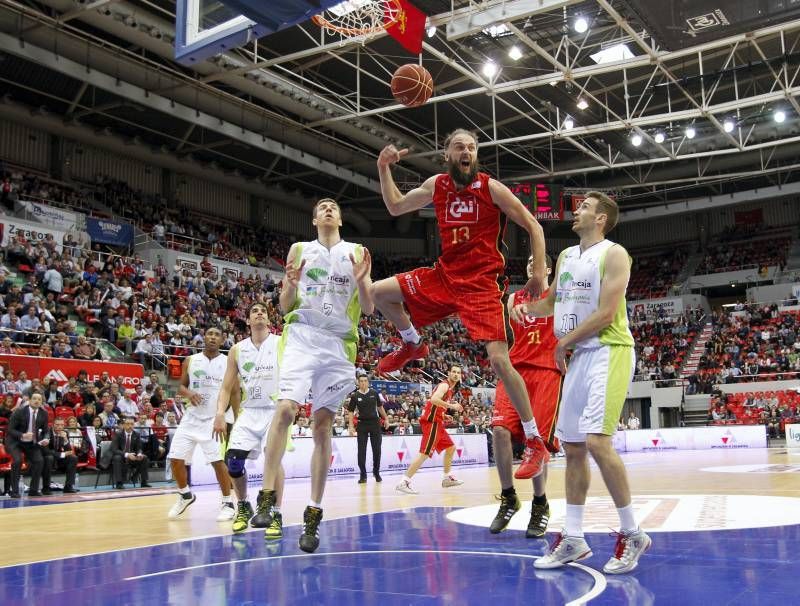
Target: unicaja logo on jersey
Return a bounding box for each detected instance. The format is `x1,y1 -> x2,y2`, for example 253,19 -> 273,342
306,267 -> 328,282
559,271 -> 573,287
445,193 -> 479,224
242,362 -> 255,373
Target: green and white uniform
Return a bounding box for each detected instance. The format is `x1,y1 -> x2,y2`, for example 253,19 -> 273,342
167,352 -> 227,463
279,239 -> 363,413
227,335 -> 280,457
553,239 -> 635,440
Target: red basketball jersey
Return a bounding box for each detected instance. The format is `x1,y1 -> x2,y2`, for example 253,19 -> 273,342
422,382 -> 454,424
508,289 -> 559,371
433,172 -> 507,281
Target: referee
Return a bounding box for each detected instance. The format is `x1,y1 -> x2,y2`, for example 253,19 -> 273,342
346,375 -> 388,484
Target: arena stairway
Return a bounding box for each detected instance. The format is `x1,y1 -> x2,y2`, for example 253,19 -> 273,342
680,320 -> 714,380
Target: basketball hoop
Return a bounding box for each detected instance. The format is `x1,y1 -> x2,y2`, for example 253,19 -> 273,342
312,0 -> 403,38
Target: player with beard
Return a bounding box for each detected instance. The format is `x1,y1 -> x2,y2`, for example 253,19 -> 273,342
373,128 -> 550,478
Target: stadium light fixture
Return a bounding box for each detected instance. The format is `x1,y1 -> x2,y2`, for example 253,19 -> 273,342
631,133 -> 642,147
563,116 -> 574,130
774,109 -> 786,123
576,98 -> 588,110
723,119 -> 735,132
482,60 -> 498,79
508,46 -> 523,61
654,132 -> 665,143
574,17 -> 588,33
685,126 -> 696,139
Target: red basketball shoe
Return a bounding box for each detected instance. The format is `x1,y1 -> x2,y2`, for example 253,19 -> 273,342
377,340 -> 429,374
514,436 -> 550,480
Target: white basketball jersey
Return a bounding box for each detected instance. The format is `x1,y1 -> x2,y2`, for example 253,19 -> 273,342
285,239 -> 363,340
186,352 -> 227,420
235,335 -> 279,409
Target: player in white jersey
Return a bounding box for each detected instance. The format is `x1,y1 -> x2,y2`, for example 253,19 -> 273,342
213,301 -> 286,539
512,191 -> 651,575
166,327 -> 235,521
260,198 -> 374,553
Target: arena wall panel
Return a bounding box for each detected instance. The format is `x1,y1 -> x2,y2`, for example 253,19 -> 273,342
263,202 -> 313,240
358,237 -> 426,256
175,177 -> 249,222
0,120 -> 49,171
65,144 -> 161,193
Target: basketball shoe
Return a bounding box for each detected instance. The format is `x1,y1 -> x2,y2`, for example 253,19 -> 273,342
490,492 -> 521,534
377,340 -> 429,374
514,436 -> 550,480
232,501 -> 254,534
533,532 -> 593,569
216,501 -> 235,522
250,489 -> 276,528
441,475 -> 463,488
167,492 -> 196,519
602,529 -> 652,574
265,511 -> 283,540
299,506 -> 323,553
395,479 -> 419,494
526,501 -> 550,538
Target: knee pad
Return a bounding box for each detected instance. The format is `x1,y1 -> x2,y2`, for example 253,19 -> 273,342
225,449 -> 249,478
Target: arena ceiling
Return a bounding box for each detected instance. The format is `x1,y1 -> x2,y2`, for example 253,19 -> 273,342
2,0 -> 800,216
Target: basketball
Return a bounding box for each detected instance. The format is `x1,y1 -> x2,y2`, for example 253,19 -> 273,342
391,63 -> 433,108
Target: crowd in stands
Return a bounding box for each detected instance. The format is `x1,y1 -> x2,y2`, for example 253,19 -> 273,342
696,225 -> 790,275
627,248 -> 688,301
687,303 -> 800,394
630,307 -> 704,383
707,388 -> 800,438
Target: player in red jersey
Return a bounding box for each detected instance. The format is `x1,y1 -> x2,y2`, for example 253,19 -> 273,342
490,254 -> 561,537
373,128 -> 550,479
396,365 -> 465,495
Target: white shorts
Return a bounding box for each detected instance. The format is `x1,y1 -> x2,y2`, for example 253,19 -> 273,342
227,407 -> 275,459
166,415 -> 222,464
278,323 -> 356,413
556,345 -> 635,443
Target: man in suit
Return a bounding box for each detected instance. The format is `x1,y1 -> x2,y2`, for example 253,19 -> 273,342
110,417 -> 151,489
5,392 -> 49,497
44,417 -> 79,493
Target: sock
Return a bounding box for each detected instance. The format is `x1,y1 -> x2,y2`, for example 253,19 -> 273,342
399,326 -> 421,344
521,419 -> 540,439
309,500 -> 322,509
221,494 -> 233,503
500,486 -> 516,498
238,499 -> 249,506
565,504 -> 585,537
533,493 -> 547,506
272,506 -> 281,513
617,504 -> 637,534
442,472 -> 451,480
177,485 -> 190,496
403,475 -> 412,483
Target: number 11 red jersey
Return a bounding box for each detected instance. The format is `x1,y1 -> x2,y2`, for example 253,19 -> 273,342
508,289 -> 558,371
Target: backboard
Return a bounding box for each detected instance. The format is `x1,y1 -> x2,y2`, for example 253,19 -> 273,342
175,0 -> 346,65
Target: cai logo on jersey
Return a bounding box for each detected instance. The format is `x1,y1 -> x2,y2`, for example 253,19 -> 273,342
445,192 -> 479,224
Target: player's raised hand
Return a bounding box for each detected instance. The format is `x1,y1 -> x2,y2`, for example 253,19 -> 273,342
284,258 -> 306,289
510,302 -> 529,324
525,264 -> 548,298
350,248 -> 372,283
377,145 -> 409,168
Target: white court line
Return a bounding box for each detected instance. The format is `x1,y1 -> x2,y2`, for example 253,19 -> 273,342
123,548 -> 606,605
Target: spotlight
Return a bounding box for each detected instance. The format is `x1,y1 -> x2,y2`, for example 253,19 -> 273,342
576,98 -> 588,110
574,17 -> 588,33
563,116 -> 574,130
482,61 -> 498,79
426,25 -> 436,38
774,109 -> 786,123
631,133 -> 642,147
685,126 -> 696,139
723,119 -> 734,132
654,132 -> 665,143
508,46 -> 522,61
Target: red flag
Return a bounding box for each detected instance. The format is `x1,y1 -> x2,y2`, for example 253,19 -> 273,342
385,0 -> 426,55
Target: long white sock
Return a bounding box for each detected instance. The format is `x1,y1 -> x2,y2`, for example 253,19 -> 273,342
403,475 -> 413,483
177,485 -> 190,495
617,504 -> 637,534
221,494 -> 233,503
521,419 -> 540,439
565,504 -> 585,537
309,500 -> 322,509
398,326 -> 421,344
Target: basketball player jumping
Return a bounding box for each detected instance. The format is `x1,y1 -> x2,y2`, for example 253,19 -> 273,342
396,364 -> 465,494
490,255 -> 561,538
213,302 -> 286,540
512,192 -> 651,574
259,198 -> 374,553
373,128 -> 549,478
167,327 -> 235,521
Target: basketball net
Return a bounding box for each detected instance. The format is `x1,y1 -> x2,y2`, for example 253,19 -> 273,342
312,0 -> 402,39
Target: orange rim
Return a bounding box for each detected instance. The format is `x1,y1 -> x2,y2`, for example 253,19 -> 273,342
312,0 -> 403,37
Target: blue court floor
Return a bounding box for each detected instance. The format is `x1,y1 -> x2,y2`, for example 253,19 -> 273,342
1,504 -> 797,605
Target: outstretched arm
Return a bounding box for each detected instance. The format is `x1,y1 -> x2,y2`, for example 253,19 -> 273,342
377,145 -> 436,216
279,243 -> 304,314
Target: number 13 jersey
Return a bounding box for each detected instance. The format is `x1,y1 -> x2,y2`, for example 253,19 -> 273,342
553,239 -> 634,350
233,335 -> 279,409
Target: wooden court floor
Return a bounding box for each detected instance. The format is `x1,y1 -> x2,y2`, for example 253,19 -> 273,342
2,447 -> 798,569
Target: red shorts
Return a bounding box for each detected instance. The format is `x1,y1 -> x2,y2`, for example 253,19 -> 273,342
396,265 -> 507,342
419,419 -> 454,456
491,366 -> 562,452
